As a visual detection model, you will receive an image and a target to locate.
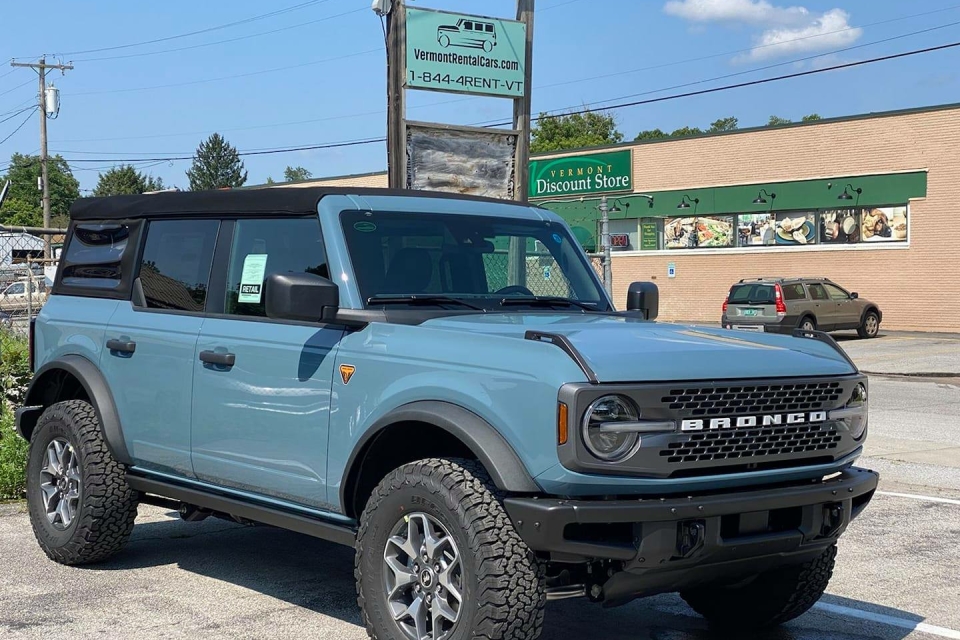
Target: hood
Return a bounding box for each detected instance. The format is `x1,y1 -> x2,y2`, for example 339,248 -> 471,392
420,314 -> 856,383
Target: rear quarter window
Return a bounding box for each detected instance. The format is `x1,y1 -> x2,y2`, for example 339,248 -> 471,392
59,223 -> 132,290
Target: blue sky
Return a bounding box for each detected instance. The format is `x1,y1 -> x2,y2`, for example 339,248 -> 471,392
1,0 -> 958,192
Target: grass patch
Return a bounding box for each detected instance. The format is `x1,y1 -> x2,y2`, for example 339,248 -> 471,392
0,329 -> 31,500
0,412 -> 28,500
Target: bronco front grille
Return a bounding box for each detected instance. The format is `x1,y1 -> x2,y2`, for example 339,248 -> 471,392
661,423 -> 842,465
661,381 -> 843,417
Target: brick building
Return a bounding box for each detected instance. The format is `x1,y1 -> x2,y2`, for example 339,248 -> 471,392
272,102 -> 960,333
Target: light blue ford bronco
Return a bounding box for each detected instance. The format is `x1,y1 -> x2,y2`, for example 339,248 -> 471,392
17,188 -> 877,639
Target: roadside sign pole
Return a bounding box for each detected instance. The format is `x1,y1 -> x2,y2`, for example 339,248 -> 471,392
386,0 -> 407,189
513,0 -> 534,204
599,195 -> 612,297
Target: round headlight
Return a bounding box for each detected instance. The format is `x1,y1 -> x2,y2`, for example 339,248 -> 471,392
848,383 -> 868,439
582,395 -> 641,462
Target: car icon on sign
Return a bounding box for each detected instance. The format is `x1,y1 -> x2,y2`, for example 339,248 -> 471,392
438,18 -> 497,52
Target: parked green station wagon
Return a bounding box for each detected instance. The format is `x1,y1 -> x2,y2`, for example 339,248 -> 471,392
17,188 -> 877,639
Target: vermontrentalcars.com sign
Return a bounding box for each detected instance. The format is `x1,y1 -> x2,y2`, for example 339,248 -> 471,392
406,7 -> 526,98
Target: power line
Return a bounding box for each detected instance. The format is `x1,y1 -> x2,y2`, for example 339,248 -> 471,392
0,78 -> 35,98
0,107 -> 38,146
0,106 -> 36,125
57,39 -> 960,164
73,7 -> 368,62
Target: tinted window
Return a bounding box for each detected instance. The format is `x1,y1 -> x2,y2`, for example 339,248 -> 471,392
824,283 -> 849,300
138,220 -> 219,312
729,284 -> 774,304
486,24 -> 494,32
808,284 -> 829,301
782,283 -> 806,301
224,218 -> 327,318
60,223 -> 130,289
5,283 -> 24,295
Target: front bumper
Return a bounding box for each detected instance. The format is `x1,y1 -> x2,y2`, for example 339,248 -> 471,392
504,467 -> 878,602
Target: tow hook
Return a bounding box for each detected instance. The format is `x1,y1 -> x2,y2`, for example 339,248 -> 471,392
676,520 -> 706,559
821,503 -> 844,537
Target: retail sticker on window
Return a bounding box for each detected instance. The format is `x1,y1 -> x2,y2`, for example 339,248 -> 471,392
238,254 -> 268,303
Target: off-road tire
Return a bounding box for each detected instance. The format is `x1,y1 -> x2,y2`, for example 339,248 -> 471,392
681,544 -> 837,630
355,458 -> 545,640
26,400 -> 138,565
857,311 -> 880,339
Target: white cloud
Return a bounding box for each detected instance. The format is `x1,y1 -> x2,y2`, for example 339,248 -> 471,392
737,9 -> 862,62
663,0 -> 811,26
663,1 -> 863,63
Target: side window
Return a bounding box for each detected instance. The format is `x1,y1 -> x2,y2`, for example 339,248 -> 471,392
60,223 -> 130,289
782,283 -> 806,301
808,284 -> 829,301
486,23 -> 494,33
5,283 -> 24,295
224,218 -> 327,318
138,220 -> 219,312
824,283 -> 849,300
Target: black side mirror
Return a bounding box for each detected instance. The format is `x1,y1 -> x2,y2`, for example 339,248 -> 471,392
265,272 -> 339,322
626,281 -> 659,320
850,292 -> 859,299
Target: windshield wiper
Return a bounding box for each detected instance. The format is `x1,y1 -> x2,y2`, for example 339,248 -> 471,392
499,296 -> 597,311
367,295 -> 484,310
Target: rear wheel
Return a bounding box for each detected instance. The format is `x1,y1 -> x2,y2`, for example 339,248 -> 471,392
798,316 -> 817,332
858,311 -> 880,339
355,458 -> 545,640
681,544 -> 836,630
26,400 -> 138,565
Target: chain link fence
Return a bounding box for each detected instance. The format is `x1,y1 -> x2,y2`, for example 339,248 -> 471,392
482,250 -> 607,298
0,227 -> 64,337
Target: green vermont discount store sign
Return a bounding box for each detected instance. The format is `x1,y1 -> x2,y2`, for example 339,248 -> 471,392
406,8 -> 527,98
529,150 -> 633,198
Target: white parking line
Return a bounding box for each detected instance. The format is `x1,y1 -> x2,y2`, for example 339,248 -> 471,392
814,603 -> 960,639
877,491 -> 960,506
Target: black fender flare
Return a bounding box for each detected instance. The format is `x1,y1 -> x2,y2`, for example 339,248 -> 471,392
20,354 -> 131,465
340,401 -> 541,509
859,305 -> 882,325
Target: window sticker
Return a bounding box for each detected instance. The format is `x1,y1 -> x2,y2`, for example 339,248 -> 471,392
238,254 -> 268,303
551,233 -> 562,244
354,221 -> 377,233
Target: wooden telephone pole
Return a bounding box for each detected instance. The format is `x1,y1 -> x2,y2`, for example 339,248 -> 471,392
10,57 -> 73,258
385,0 -> 407,189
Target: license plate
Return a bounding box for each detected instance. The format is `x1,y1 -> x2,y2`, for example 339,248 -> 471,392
741,309 -> 760,316
733,325 -> 763,332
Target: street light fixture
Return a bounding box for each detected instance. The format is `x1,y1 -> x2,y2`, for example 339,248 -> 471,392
837,183 -> 862,201
677,195 -> 699,210
752,189 -> 776,204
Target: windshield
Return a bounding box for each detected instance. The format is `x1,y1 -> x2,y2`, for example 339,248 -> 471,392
341,210 -> 610,311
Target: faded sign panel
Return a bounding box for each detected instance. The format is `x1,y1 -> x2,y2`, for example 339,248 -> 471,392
406,123 -> 517,199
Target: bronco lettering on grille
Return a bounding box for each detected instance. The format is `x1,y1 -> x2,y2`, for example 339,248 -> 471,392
680,411 -> 828,432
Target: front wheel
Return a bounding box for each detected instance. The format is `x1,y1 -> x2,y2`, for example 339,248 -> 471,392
355,458 -> 545,640
858,311 -> 880,338
438,34 -> 450,48
681,544 -> 837,630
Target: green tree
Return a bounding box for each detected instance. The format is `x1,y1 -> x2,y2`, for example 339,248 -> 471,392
530,111 -> 624,153
93,165 -> 164,197
0,153 -> 80,227
265,176 -> 276,185
767,115 -> 793,126
669,126 -> 704,138
634,128 -> 668,141
283,166 -> 312,182
709,116 -> 739,132
801,113 -> 822,122
186,133 -> 247,191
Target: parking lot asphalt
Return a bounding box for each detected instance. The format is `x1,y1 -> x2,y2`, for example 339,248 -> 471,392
1,333 -> 958,640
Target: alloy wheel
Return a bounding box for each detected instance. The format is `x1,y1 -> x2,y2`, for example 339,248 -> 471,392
383,512 -> 463,640
38,438 -> 81,530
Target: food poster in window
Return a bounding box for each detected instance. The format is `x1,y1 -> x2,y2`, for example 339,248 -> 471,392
664,217 -> 697,249
664,216 -> 733,249
738,214 -> 776,246
774,212 -> 816,245
820,209 -> 860,244
862,206 -> 907,242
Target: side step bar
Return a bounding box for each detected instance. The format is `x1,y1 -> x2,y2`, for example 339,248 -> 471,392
126,474 -> 357,548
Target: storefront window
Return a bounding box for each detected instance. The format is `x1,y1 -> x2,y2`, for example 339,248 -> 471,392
738,214 -> 776,246
664,216 -> 734,249
861,206 -> 907,242
820,209 -> 860,244
774,212 -> 816,246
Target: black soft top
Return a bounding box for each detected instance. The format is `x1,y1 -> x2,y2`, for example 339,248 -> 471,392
69,187 -> 522,221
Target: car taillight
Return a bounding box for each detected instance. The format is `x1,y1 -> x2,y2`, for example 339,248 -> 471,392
774,284 -> 787,316
29,317 -> 36,371
722,293 -> 729,314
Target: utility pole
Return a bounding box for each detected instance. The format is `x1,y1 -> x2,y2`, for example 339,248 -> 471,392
384,0 -> 406,189
11,57 -> 73,259
599,195 -> 612,298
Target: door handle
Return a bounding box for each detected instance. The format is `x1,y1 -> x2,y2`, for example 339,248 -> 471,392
106,339 -> 136,354
199,350 -> 236,367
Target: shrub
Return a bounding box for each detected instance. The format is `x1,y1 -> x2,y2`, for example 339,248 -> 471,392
0,329 -> 30,500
